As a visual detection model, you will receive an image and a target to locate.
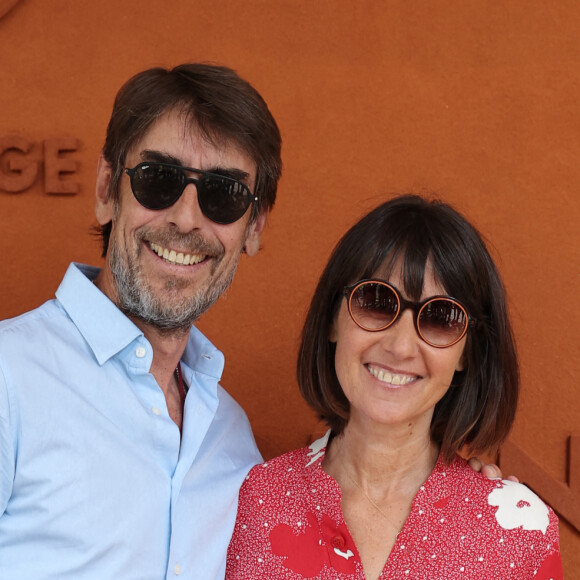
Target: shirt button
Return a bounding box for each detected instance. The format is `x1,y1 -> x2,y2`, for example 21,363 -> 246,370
152,407 -> 161,416
136,346 -> 146,358
332,535 -> 345,549
174,563 -> 181,575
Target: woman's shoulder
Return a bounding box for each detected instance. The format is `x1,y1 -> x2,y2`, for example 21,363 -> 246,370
437,455 -> 558,529
407,454 -> 563,577
241,431 -> 331,496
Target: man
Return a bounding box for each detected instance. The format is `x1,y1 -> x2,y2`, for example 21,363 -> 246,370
0,63 -> 281,579
0,63 -> 505,579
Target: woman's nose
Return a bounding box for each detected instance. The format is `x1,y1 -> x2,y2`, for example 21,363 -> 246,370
378,309 -> 419,357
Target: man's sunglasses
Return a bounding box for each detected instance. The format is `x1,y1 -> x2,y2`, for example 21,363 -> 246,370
344,279 -> 475,348
124,162 -> 257,225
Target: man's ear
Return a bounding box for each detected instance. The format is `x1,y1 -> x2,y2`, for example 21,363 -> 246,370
243,211 -> 267,257
94,153 -> 115,225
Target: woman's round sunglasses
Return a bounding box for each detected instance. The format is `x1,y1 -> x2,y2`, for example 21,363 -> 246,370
344,279 -> 475,348
125,162 -> 258,225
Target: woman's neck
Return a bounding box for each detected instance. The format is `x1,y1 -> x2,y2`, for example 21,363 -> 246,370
324,417 -> 439,495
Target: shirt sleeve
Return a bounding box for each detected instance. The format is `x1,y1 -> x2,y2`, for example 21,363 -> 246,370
0,362 -> 15,516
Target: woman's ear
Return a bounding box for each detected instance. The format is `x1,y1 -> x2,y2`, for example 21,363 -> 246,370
329,322 -> 338,343
455,350 -> 466,372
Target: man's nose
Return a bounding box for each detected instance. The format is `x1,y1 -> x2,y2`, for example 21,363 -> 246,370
163,183 -> 206,232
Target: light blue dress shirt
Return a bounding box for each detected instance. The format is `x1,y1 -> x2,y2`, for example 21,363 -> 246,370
0,263 -> 262,579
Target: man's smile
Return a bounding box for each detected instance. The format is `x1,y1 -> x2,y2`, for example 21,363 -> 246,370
149,241 -> 207,266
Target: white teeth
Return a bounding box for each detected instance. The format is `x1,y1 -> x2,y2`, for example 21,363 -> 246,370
149,242 -> 205,266
150,243 -> 164,257
367,365 -> 416,386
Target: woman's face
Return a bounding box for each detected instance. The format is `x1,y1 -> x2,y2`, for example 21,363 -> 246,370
330,259 -> 466,435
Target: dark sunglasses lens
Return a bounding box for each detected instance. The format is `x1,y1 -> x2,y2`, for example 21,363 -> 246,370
350,283 -> 399,330
131,164 -> 184,210
418,299 -> 467,346
198,176 -> 252,224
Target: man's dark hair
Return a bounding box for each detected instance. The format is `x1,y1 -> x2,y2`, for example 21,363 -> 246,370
298,194 -> 519,463
98,63 -> 282,255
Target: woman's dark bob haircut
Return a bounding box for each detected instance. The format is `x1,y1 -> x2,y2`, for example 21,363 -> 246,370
298,194 -> 519,462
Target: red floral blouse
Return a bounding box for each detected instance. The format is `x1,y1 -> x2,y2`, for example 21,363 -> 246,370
227,432 -> 562,579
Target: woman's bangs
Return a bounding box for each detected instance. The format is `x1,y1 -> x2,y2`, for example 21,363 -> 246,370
371,231 -> 431,301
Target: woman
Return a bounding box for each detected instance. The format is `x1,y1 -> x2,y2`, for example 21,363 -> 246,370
227,195 -> 562,579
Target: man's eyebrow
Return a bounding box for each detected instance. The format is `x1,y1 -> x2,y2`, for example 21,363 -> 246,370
139,150 -> 250,182
140,150 -> 182,165
209,167 -> 250,182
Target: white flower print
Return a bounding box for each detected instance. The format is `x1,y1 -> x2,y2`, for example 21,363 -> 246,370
488,480 -> 549,534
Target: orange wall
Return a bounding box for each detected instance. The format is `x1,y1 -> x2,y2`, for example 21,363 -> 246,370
1,0 -> 578,574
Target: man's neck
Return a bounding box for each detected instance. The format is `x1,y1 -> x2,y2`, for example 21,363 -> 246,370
135,318 -> 190,394
93,268 -> 191,396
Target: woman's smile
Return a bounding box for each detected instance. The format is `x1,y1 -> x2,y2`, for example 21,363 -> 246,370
365,363 -> 420,387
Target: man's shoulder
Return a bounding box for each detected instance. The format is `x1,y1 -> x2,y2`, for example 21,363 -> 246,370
0,299 -> 62,341
214,384 -> 253,427
0,262 -> 95,342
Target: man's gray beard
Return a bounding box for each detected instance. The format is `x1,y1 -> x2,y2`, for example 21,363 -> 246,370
108,238 -> 239,333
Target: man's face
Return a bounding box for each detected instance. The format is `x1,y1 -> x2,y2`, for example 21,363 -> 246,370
95,109 -> 265,332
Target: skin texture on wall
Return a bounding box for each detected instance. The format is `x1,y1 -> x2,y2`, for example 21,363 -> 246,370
0,0 -> 578,574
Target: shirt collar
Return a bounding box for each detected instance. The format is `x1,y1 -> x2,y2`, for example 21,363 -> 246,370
55,263 -> 143,365
305,430 -> 332,467
181,325 -> 225,383
55,263 -> 226,381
